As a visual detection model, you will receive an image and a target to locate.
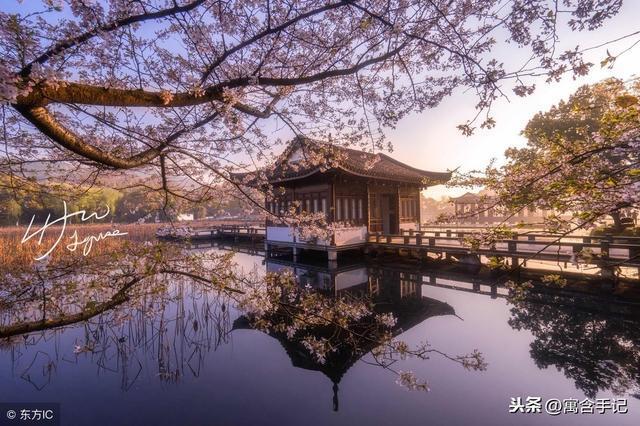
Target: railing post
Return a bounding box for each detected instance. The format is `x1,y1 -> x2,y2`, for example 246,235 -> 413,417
416,232 -> 422,246
600,237 -> 610,260
508,240 -> 518,268
629,246 -> 640,276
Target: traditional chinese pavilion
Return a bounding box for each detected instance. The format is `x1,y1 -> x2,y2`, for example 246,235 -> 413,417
451,192 -> 547,224
239,137 -> 450,258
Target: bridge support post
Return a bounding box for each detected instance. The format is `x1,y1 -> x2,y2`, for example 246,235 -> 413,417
632,246 -> 640,278
598,237 -> 617,289
328,249 -> 338,270
507,240 -> 519,269
459,253 -> 481,265
419,249 -> 428,261
600,238 -> 610,259
490,284 -> 498,299
599,265 -> 617,291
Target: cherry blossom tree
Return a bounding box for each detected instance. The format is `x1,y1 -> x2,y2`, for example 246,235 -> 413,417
1,0 -> 636,392
0,0 -> 632,212
458,78 -> 640,234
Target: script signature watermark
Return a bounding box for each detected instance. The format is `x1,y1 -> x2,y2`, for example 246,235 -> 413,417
21,201 -> 128,260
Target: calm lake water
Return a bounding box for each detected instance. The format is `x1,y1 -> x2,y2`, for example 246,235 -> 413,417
1,243 -> 639,426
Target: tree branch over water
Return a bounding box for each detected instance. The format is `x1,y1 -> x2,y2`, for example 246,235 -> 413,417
1,0 -> 634,206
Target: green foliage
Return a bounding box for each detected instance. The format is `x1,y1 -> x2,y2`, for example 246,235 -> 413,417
0,174 -> 257,226
114,188 -> 164,223
505,280 -> 534,302
487,256 -> 507,270
0,197 -> 21,226
464,78 -> 640,232
0,178 -> 124,225
540,274 -> 568,288
590,226 -> 640,237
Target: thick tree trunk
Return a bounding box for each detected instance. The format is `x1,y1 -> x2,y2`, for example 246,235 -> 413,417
610,211 -> 623,233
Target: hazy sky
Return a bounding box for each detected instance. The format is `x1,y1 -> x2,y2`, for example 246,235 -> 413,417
4,1 -> 639,199
389,2 -> 640,199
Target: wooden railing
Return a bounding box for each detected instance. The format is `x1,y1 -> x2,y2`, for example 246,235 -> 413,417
368,230 -> 640,267
191,224 -> 266,240
169,223 -> 640,269
408,228 -> 640,244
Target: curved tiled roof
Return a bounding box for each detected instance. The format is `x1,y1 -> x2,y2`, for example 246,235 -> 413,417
262,137 -> 451,186
451,192 -> 481,202
451,191 -> 497,202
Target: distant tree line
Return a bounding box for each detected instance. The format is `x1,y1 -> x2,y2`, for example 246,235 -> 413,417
0,178 -> 255,226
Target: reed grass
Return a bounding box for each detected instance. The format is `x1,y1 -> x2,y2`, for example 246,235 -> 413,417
0,223 -> 159,271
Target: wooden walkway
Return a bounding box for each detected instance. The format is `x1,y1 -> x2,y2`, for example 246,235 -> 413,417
191,224 -> 265,241
162,224 -> 640,272
367,229 -> 640,270
158,224 -> 266,242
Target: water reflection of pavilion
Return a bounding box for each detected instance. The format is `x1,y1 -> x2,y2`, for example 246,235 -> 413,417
233,257 -> 458,411
231,252 -> 640,410
4,240 -> 640,407
265,254 -> 511,299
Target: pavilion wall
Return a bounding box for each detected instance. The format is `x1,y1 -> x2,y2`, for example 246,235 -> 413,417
333,175 -> 368,226
398,186 -> 421,231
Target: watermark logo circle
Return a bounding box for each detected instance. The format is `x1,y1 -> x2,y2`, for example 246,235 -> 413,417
6,409 -> 17,420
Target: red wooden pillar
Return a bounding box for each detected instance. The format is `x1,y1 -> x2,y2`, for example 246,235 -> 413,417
394,184 -> 401,234
330,179 -> 336,223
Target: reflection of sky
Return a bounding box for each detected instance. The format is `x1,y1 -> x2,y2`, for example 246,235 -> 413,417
2,247 -> 640,425
4,1 -> 639,198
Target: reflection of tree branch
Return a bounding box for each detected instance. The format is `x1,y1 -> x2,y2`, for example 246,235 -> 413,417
508,291 -> 640,398
0,275 -> 143,338
2,245 -> 485,394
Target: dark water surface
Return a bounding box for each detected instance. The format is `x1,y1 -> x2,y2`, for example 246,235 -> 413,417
1,244 -> 639,426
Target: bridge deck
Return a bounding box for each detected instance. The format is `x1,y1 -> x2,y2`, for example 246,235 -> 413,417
168,224 -> 640,270
367,232 -> 640,268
